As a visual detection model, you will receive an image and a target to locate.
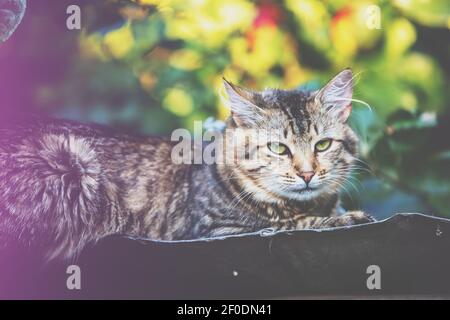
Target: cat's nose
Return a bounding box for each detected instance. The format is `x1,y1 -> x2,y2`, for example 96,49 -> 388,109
298,171 -> 315,184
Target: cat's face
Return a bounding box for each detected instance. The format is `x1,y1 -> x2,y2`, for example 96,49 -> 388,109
223,69 -> 358,203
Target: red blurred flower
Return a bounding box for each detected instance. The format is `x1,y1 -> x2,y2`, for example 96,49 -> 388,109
331,6 -> 353,28
247,2 -> 282,49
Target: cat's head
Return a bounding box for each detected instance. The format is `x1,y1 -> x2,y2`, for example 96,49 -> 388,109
222,69 -> 358,203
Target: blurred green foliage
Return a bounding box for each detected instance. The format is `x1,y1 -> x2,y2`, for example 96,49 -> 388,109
38,0 -> 449,216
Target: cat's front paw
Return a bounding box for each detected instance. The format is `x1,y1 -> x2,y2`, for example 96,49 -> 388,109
330,211 -> 375,227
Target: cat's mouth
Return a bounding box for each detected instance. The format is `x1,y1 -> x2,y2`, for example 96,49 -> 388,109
281,185 -> 322,201
291,186 -> 319,193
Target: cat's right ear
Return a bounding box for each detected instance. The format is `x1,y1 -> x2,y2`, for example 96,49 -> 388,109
222,78 -> 265,127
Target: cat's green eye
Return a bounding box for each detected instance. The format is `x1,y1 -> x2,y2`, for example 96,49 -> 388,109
315,139 -> 332,152
268,142 -> 289,155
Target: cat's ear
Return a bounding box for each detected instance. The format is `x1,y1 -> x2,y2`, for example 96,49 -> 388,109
315,68 -> 354,122
222,78 -> 265,127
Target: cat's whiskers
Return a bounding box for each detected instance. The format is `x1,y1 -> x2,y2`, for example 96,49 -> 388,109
348,157 -> 373,173
332,166 -> 370,193
326,168 -> 363,194
324,176 -> 354,202
226,188 -> 252,214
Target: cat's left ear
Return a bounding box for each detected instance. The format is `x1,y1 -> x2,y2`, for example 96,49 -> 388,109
315,68 -> 354,122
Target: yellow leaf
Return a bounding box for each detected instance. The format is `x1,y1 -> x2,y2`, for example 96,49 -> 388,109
163,88 -> 194,116
103,23 -> 135,59
170,49 -> 202,70
386,18 -> 416,57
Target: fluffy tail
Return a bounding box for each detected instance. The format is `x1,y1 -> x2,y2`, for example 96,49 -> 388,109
0,132 -> 110,261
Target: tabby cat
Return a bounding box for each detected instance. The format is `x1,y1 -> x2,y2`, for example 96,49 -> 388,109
0,69 -> 374,260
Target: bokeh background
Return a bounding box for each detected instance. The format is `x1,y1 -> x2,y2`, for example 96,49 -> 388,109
0,0 -> 449,219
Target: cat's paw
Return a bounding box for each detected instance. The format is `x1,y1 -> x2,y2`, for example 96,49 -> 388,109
330,211 -> 375,227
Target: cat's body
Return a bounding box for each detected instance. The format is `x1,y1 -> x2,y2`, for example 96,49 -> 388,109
0,69 -> 373,260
